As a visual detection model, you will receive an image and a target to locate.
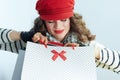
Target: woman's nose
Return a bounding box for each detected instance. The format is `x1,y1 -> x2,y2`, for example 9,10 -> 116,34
54,21 -> 62,29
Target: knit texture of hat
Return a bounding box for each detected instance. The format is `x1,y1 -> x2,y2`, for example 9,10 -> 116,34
36,0 -> 75,20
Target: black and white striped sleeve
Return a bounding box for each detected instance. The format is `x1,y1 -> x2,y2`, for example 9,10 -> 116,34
99,48 -> 120,73
90,41 -> 120,73
0,28 -> 14,44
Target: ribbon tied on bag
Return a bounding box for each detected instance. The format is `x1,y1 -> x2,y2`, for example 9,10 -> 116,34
51,50 -> 67,61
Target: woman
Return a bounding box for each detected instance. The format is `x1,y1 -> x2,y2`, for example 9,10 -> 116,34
31,13 -> 120,73
0,0 -> 120,73
31,0 -> 120,73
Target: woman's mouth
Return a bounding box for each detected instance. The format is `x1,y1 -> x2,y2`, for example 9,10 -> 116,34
54,30 -> 64,34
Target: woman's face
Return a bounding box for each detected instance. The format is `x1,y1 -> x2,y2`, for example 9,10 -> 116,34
45,18 -> 70,41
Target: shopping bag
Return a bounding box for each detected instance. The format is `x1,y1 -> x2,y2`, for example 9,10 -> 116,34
21,42 -> 97,80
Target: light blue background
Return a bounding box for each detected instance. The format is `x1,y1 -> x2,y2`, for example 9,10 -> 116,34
0,0 -> 120,80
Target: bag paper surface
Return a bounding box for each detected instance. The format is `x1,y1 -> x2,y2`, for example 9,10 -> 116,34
21,42 -> 97,80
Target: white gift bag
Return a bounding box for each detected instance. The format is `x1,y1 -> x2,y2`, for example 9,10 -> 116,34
21,42 -> 97,80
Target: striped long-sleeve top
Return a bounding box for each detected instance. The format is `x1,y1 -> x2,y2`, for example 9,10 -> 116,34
0,28 -> 120,73
0,28 -> 26,53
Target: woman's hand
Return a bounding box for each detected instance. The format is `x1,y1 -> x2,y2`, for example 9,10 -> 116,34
64,43 -> 79,47
32,32 -> 48,44
94,47 -> 100,60
64,43 -> 79,50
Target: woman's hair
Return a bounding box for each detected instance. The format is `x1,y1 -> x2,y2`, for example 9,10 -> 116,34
70,13 -> 96,42
32,13 -> 96,42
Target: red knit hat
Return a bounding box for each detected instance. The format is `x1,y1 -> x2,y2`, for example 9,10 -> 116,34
36,0 -> 75,20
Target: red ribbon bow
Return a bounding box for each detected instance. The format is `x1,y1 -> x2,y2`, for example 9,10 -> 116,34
51,50 -> 67,61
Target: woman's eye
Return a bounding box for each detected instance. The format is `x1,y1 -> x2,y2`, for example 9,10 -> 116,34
48,21 -> 54,23
47,20 -> 54,23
